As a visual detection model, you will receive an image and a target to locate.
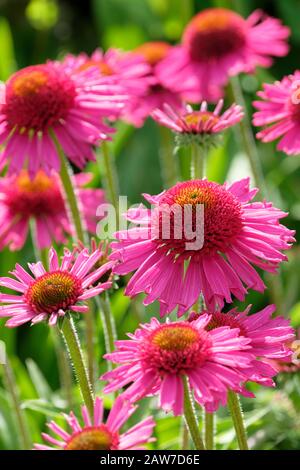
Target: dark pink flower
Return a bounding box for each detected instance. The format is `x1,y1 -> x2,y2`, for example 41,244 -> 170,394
0,61 -> 125,176
34,396 -> 155,450
110,178 -> 294,315
157,8 -> 290,101
0,247 -> 113,327
0,170 -> 105,250
101,315 -> 254,415
253,71 -> 300,155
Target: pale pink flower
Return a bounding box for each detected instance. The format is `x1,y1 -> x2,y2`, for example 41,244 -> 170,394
0,170 -> 105,250
0,247 -> 113,327
157,8 -> 290,102
101,315 -> 254,415
110,178 -> 294,315
253,71 -> 300,155
0,60 -> 125,176
34,396 -> 155,450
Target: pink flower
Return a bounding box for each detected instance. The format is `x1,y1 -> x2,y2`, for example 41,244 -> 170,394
190,304 -> 295,390
152,100 -> 243,146
124,42 -> 184,127
110,178 -> 294,315
0,246 -> 113,327
101,315 -> 254,415
0,170 -> 105,250
0,60 -> 125,176
157,8 -> 290,102
264,328 -> 300,374
67,47 -> 150,97
253,71 -> 300,155
34,396 -> 155,450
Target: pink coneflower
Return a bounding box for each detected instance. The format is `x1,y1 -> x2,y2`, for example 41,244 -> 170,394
101,315 -> 254,415
190,304 -> 295,389
253,71 -> 300,155
0,60 -> 125,176
265,328 -> 300,374
68,47 -> 150,96
157,8 -> 290,102
0,170 -> 105,250
124,42 -> 183,127
110,178 -> 294,315
152,100 -> 243,146
0,247 -> 113,327
34,396 -> 155,450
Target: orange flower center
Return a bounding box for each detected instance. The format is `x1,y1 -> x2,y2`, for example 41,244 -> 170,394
183,8 -> 246,62
4,170 -> 65,218
77,60 -> 114,76
135,42 -> 171,66
151,324 -> 199,351
155,180 -> 243,256
65,425 -> 116,450
16,170 -> 54,193
172,184 -> 216,208
182,111 -> 219,131
25,271 -> 83,314
12,70 -> 48,97
4,64 -> 76,131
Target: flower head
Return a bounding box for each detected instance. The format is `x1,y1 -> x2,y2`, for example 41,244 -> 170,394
253,71 -> 300,155
110,178 -> 294,315
0,247 -> 113,327
34,396 -> 155,450
0,60 -> 125,176
157,8 -> 289,101
101,315 -> 254,415
69,48 -> 150,96
0,170 -> 105,250
124,41 -> 184,127
190,304 -> 295,390
152,100 -> 243,148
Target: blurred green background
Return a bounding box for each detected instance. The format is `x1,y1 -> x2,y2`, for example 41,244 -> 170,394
0,0 -> 300,450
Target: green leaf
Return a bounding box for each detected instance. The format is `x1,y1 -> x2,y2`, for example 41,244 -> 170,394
26,358 -> 53,401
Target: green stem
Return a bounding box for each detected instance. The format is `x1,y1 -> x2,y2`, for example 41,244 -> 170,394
30,230 -> 74,408
2,359 -> 31,449
60,317 -> 94,417
50,130 -> 97,382
96,292 -> 116,359
100,141 -> 119,219
182,423 -> 190,450
52,328 -> 74,409
50,129 -> 87,243
191,143 -> 205,179
227,390 -> 249,450
183,376 -> 206,450
204,411 -> 214,450
86,302 -> 95,384
228,77 -> 268,198
159,126 -> 179,187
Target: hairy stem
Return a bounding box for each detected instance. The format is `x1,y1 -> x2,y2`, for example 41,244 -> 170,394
227,390 -> 249,450
60,317 -> 94,417
204,411 -> 214,450
183,376 -> 206,450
